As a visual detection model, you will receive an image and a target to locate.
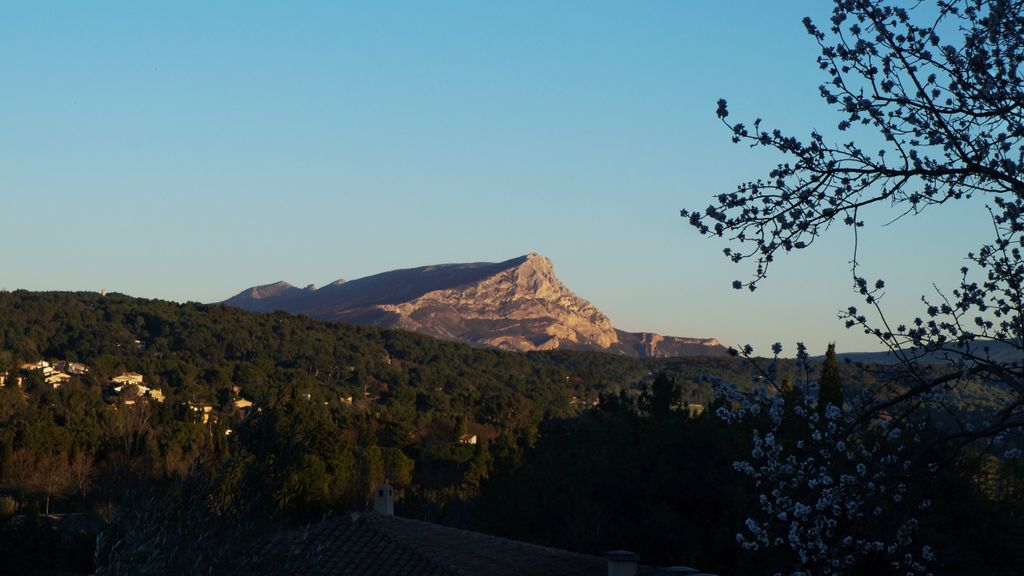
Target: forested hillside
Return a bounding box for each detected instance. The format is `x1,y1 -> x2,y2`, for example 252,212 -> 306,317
0,291 -> 1021,575
0,290 -> 662,573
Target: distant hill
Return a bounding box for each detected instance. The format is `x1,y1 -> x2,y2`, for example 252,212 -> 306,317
223,253 -> 726,358
821,340 -> 1022,365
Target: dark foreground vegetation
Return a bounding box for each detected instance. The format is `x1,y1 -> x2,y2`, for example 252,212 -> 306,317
0,290 -> 1021,575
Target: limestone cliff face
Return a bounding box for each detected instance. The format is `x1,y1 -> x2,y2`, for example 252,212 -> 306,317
222,253 -> 725,358
373,253 -> 619,352
613,330 -> 722,358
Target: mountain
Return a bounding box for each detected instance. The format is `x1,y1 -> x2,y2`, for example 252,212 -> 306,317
224,281 -> 316,313
222,253 -> 725,358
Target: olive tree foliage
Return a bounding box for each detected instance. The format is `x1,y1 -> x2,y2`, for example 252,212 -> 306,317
682,0 -> 1024,443
681,0 -> 1024,573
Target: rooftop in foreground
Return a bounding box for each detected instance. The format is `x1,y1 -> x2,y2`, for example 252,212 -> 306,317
279,511 -> 717,576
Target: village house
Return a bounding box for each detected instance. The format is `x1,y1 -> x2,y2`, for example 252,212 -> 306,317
111,372 -> 145,386
53,361 -> 89,375
17,360 -> 90,389
185,401 -> 215,424
14,360 -> 92,391
109,381 -> 164,404
19,360 -> 50,373
44,372 -> 71,389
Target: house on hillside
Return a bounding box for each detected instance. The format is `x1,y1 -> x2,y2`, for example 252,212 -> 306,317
111,372 -> 144,385
185,401 -> 215,424
108,381 -> 162,403
458,434 -> 478,445
45,372 -> 71,389
20,361 -> 50,373
53,361 -> 89,375
21,361 -> 58,378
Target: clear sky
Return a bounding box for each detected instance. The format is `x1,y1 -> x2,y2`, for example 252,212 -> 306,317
0,1 -> 986,355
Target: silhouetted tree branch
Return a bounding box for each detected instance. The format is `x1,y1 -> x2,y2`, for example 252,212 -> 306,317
685,1 -> 1024,572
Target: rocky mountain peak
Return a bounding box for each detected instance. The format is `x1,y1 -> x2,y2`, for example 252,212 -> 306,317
468,252 -> 563,304
524,251 -> 551,265
222,254 -> 725,358
247,281 -> 294,299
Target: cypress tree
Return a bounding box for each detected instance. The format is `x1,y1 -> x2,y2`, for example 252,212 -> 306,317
818,342 -> 842,412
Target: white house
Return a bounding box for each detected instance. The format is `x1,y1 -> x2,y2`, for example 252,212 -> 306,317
45,373 -> 72,388
111,372 -> 144,385
19,361 -> 49,372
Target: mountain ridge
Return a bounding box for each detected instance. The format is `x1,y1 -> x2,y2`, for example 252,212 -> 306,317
223,253 -> 724,358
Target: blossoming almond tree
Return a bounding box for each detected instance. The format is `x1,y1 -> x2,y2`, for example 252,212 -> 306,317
684,0 -> 1024,573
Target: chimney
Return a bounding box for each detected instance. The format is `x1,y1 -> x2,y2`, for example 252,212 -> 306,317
373,483 -> 394,516
606,550 -> 638,576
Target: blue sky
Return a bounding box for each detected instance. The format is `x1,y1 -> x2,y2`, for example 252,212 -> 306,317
0,1 -> 984,354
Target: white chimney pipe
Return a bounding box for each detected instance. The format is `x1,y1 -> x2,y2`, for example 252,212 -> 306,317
606,550 -> 638,576
373,483 -> 394,516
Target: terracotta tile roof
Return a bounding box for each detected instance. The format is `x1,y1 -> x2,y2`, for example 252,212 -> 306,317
287,512 -> 617,576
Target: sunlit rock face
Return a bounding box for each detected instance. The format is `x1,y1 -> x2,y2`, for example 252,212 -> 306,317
224,253 -> 725,358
